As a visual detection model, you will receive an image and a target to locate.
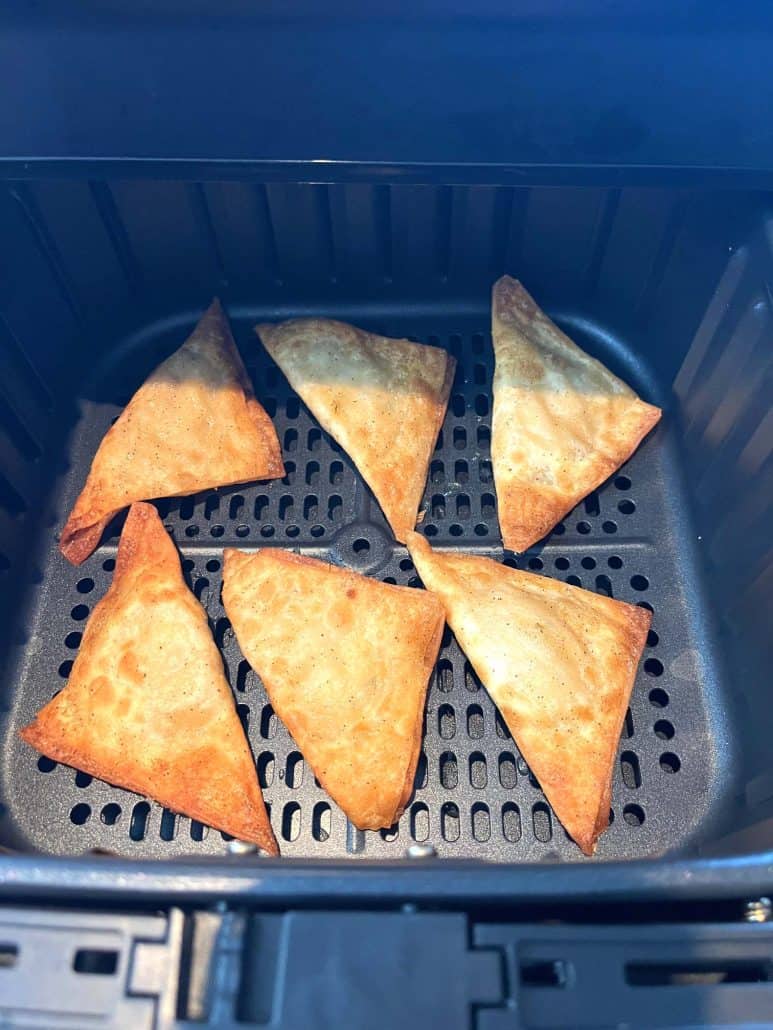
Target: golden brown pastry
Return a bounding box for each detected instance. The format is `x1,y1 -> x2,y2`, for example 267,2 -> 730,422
61,299 -> 283,564
22,502 -> 277,855
406,532 -> 650,855
222,548 -> 445,830
491,277 -> 661,552
255,318 -> 455,542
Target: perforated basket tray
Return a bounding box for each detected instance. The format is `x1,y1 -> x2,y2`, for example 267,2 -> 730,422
0,306 -> 727,863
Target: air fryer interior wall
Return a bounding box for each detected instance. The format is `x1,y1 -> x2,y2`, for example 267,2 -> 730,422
0,181 -> 769,865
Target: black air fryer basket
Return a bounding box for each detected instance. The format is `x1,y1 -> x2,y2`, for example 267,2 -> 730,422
0,5 -> 772,1027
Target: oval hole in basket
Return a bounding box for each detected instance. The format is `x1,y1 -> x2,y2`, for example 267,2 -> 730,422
286,752 -> 304,789
70,803 -> 91,826
502,802 -> 522,843
380,822 -> 399,843
413,752 -> 428,790
623,803 -> 645,827
595,575 -> 613,597
304,496 -> 319,522
620,751 -> 642,789
469,751 -> 487,789
282,802 -> 301,842
235,659 -> 252,693
312,802 -> 331,842
129,802 -> 150,841
410,802 -> 430,842
258,753 -> 275,788
159,809 -> 177,842
431,493 -> 446,520
100,803 -> 121,826
471,802 -> 491,842
260,705 -> 277,739
190,820 -> 208,842
623,708 -> 635,738
439,751 -> 458,790
654,719 -> 675,740
441,802 -> 460,842
464,661 -> 482,693
466,704 -> 484,739
305,460 -> 320,486
214,617 -> 232,649
649,687 -> 669,708
660,752 -> 681,774
438,704 -> 456,739
498,752 -> 517,789
228,494 -> 245,520
532,802 -> 552,842
436,658 -> 453,693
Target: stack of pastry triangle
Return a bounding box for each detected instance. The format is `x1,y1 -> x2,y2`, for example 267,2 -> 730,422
21,502 -> 278,855
491,277 -> 661,552
256,318 -> 455,542
406,532 -> 650,855
60,299 -> 284,565
223,548 -> 445,830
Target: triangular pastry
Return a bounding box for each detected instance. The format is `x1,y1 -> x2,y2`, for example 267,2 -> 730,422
61,299 -> 283,564
22,502 -> 278,854
256,318 -> 455,542
491,277 -> 661,552
223,548 -> 445,830
406,532 -> 650,855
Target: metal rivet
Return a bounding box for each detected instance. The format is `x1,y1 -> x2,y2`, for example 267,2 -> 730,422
744,897 -> 772,923
405,843 -> 436,859
227,840 -> 258,856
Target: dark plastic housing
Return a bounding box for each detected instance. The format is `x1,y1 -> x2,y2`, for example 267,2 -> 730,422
0,175 -> 770,904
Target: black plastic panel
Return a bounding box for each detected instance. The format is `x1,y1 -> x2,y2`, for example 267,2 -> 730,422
3,7 -> 773,179
0,308 -> 731,862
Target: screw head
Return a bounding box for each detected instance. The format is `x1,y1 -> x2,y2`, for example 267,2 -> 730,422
405,843 -> 437,859
744,897 -> 772,923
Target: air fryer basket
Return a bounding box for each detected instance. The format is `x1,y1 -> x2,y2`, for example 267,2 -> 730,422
0,181 -> 769,876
